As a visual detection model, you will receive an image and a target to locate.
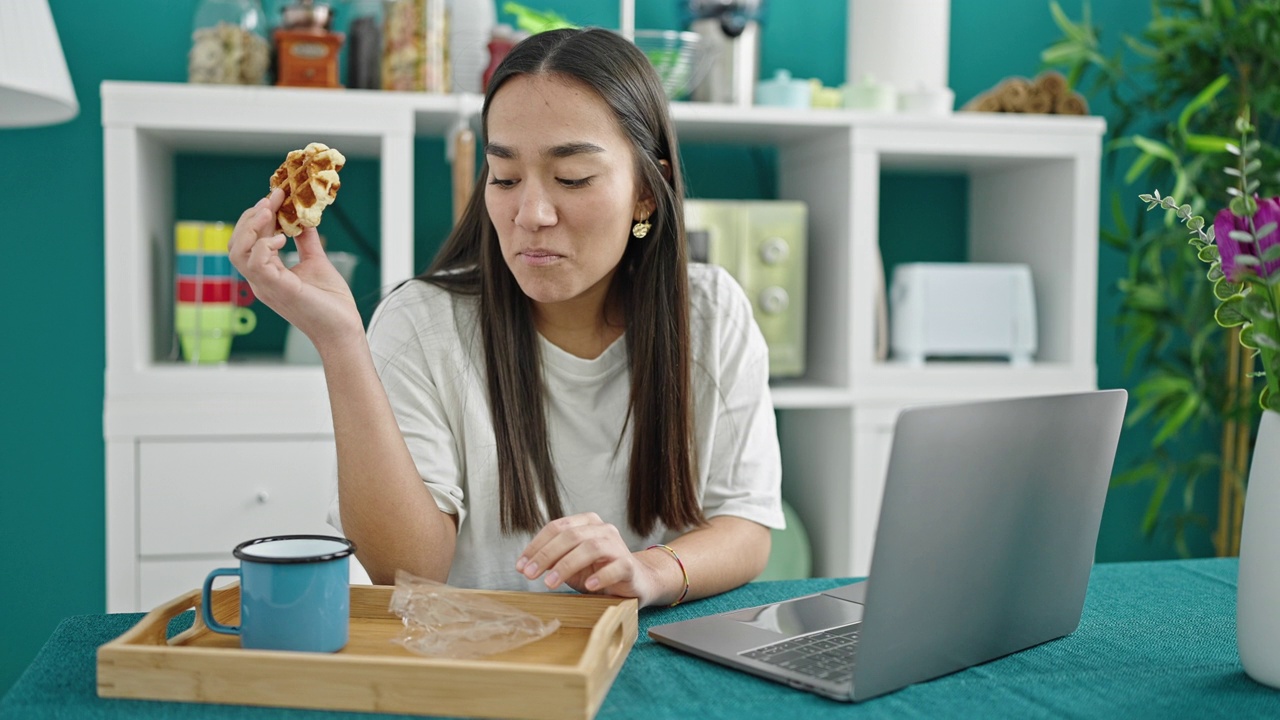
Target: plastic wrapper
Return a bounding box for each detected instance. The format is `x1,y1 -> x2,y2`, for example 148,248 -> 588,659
388,570 -> 561,659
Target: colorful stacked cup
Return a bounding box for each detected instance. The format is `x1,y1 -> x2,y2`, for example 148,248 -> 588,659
174,222 -> 257,363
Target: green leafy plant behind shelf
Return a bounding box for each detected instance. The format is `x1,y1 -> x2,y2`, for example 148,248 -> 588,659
1044,0 -> 1280,557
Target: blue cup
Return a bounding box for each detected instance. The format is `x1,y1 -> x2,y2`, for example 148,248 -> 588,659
201,535 -> 356,652
177,253 -> 235,277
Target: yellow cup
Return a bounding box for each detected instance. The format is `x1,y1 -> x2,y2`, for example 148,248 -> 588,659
175,221 -> 234,254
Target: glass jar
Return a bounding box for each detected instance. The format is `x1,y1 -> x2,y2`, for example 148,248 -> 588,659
382,0 -> 450,93
188,0 -> 271,85
346,0 -> 383,89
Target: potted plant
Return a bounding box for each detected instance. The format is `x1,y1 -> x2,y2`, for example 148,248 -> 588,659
1141,114 -> 1280,688
1043,0 -> 1280,557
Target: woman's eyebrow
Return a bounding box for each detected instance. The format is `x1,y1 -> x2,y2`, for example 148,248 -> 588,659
546,142 -> 606,158
484,141 -> 606,159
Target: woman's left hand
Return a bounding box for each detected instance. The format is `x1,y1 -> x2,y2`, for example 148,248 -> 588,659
517,512 -> 664,606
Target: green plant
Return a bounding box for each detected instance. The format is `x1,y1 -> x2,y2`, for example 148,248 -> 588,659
1141,116 -> 1280,411
1043,0 -> 1280,556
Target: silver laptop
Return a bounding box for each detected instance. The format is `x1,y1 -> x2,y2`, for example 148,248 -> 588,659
648,389 -> 1127,702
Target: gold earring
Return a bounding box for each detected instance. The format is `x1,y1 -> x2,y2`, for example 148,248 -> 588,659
632,218 -> 652,239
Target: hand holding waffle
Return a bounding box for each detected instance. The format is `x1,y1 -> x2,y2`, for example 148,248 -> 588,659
228,145 -> 364,355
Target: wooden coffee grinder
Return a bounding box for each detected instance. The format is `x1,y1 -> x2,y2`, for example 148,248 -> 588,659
274,0 -> 345,88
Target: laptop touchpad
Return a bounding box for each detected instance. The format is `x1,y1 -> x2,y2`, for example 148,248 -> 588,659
723,594 -> 864,636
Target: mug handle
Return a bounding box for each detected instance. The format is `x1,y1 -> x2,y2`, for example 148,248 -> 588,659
232,307 -> 257,335
201,567 -> 241,636
235,280 -> 256,307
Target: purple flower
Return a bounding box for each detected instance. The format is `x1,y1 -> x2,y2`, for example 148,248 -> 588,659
1215,197 -> 1280,281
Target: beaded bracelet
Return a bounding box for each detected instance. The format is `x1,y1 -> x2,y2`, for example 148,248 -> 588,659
648,544 -> 690,607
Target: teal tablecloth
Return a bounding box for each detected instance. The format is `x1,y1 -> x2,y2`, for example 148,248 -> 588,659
3,558 -> 1277,719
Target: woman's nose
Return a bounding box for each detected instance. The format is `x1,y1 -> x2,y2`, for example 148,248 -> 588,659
514,183 -> 556,231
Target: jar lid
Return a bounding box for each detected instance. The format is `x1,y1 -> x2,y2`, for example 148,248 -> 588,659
281,0 -> 331,30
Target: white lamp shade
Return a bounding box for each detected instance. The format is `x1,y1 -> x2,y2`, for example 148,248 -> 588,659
0,0 -> 79,127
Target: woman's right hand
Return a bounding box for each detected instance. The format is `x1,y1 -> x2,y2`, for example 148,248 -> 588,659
229,188 -> 365,351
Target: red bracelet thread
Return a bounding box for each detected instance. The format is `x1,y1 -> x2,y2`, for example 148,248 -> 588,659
648,544 -> 690,606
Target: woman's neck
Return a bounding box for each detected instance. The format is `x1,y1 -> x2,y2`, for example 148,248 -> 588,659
532,280 -> 625,360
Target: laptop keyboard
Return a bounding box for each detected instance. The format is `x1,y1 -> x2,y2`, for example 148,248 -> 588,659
739,623 -> 860,684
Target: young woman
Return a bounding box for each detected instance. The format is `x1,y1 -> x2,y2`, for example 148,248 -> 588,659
228,27 -> 783,608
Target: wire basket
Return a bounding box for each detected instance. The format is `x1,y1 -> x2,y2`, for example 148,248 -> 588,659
632,30 -> 711,100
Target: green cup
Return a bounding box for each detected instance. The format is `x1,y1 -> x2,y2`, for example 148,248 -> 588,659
175,302 -> 256,364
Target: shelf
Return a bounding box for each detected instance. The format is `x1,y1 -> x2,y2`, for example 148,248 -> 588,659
102,81 -> 1105,153
104,80 -> 1105,596
853,361 -> 1096,403
769,382 -> 854,409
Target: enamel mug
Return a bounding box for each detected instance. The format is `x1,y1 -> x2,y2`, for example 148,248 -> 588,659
201,535 -> 356,652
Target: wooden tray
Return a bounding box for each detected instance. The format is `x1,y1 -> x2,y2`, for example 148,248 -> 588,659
97,583 -> 638,720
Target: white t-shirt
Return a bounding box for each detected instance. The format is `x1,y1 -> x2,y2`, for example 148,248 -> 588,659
329,262 -> 784,591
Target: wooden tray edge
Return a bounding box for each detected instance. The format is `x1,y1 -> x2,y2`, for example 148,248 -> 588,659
97,584 -> 640,720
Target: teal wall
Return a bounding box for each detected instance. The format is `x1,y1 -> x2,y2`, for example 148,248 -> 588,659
0,0 -> 1159,694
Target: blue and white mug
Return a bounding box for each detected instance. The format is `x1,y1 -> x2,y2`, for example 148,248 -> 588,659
201,535 -> 356,652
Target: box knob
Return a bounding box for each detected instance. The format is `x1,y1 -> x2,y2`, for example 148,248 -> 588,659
759,237 -> 790,265
759,286 -> 790,314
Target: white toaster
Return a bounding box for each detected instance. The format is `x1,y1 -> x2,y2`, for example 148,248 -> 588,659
889,263 -> 1037,366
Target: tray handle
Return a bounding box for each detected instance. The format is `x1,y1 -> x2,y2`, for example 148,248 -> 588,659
580,603 -> 630,673
106,588 -> 203,648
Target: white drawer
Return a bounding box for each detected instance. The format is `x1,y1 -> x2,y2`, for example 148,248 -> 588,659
138,438 -> 338,556
139,555 -> 374,613
139,556 -> 234,612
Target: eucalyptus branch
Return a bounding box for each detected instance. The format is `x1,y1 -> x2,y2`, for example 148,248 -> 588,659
1138,191 -> 1211,246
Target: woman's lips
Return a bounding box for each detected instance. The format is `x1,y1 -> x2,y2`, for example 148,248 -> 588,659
519,249 -> 563,267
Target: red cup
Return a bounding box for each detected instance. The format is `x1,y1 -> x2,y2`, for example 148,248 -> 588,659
177,278 -> 255,306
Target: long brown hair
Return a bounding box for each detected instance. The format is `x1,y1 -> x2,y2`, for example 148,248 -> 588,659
420,27 -> 702,537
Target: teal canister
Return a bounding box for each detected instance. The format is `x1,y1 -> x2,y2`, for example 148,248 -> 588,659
755,70 -> 811,109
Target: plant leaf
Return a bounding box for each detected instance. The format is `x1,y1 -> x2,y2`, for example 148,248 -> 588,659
1254,331 -> 1280,351
1049,0 -> 1086,40
1111,460 -> 1159,487
1177,74 -> 1231,144
1042,41 -> 1086,65
1241,325 -> 1260,349
1152,394 -> 1201,447
1215,299 -> 1248,327
1126,284 -> 1168,311
1214,277 -> 1243,301
1186,134 -> 1234,154
1125,152 -> 1158,185
1132,135 -> 1182,166
1142,475 -> 1172,536
1265,386 -> 1280,412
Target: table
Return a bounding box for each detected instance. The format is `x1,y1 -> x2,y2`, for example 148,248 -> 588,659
2,558 -> 1277,719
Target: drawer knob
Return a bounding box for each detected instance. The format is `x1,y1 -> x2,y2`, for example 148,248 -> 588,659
256,490 -> 270,504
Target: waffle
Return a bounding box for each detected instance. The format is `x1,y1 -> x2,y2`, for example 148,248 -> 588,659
268,143 -> 346,237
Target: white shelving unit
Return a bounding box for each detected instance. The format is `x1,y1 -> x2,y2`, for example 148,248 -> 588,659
102,81 -> 1104,611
